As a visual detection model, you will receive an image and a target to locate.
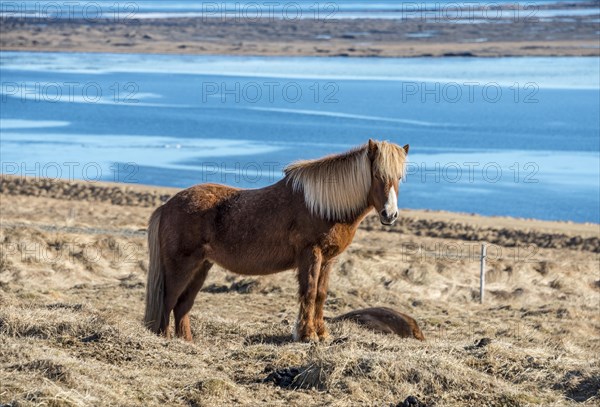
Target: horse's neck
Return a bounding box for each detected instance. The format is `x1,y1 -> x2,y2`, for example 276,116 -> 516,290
341,206 -> 374,229
356,206 -> 375,224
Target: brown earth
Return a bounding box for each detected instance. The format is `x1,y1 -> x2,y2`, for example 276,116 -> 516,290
2,2 -> 599,57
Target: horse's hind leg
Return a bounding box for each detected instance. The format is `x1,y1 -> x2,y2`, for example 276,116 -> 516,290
162,252 -> 206,338
174,261 -> 213,341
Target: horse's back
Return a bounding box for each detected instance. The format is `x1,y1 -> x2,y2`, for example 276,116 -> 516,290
167,183 -> 239,212
158,183 -> 239,253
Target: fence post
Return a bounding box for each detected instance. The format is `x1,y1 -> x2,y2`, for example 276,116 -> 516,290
480,243 -> 486,304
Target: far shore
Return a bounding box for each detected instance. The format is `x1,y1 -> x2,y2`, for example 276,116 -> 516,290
2,2 -> 599,58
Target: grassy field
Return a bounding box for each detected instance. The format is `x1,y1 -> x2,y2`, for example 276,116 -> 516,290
1,178 -> 599,406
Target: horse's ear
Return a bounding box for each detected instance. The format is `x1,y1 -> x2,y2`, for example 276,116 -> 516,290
368,139 -> 378,160
403,144 -> 410,154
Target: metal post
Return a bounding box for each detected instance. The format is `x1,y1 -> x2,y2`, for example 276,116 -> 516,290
480,243 -> 486,304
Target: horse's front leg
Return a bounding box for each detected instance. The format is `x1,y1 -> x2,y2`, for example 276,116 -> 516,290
294,246 -> 322,342
314,258 -> 334,341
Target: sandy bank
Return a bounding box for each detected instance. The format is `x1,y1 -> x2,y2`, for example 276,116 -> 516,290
2,6 -> 599,58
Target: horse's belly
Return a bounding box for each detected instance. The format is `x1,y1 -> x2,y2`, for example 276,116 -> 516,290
206,243 -> 296,276
201,188 -> 303,275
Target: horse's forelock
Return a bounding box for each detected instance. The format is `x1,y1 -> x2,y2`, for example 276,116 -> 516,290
372,141 -> 408,182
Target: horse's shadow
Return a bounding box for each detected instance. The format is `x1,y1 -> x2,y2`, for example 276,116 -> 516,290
244,333 -> 294,346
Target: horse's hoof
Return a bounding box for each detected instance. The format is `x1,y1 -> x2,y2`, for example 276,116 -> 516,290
317,330 -> 330,342
298,331 -> 319,342
293,320 -> 318,342
316,324 -> 330,342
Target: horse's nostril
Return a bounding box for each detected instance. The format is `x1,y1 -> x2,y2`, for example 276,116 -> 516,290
380,209 -> 398,220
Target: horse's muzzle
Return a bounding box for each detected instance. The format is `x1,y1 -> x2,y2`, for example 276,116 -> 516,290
379,209 -> 398,225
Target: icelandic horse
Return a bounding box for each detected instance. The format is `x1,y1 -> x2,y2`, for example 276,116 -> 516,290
144,139 -> 409,342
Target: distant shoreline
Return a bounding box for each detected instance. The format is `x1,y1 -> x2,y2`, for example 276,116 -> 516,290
2,44 -> 599,58
2,1 -> 599,58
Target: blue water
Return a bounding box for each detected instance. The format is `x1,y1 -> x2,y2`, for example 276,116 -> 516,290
1,0 -> 597,20
1,52 -> 599,223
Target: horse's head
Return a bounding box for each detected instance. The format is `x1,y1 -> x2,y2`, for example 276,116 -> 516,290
367,139 -> 409,225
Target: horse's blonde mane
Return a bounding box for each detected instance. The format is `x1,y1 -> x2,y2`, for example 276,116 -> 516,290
284,140 -> 407,221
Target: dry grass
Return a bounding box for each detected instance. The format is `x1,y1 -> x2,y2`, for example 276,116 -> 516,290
1,190 -> 599,407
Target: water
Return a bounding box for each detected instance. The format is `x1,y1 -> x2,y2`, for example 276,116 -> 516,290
1,51 -> 599,223
1,0 -> 597,20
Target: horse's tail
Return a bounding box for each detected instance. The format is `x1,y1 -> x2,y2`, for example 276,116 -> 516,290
144,205 -> 165,333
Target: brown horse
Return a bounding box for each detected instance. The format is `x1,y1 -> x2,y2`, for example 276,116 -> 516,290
144,139 -> 409,342
329,307 -> 425,340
